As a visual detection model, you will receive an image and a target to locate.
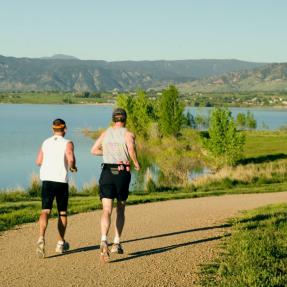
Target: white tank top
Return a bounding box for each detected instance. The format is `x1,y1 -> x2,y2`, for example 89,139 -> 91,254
102,127 -> 129,164
40,135 -> 70,183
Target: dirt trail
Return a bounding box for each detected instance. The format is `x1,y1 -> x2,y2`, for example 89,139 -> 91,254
1,192 -> 287,287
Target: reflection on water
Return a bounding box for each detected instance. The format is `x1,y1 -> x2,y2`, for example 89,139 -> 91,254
0,104 -> 286,189
186,107 -> 287,130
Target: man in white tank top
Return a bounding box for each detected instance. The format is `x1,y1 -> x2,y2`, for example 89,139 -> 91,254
35,119 -> 77,258
91,108 -> 140,263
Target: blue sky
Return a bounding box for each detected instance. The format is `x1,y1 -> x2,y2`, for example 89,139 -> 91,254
1,0 -> 286,62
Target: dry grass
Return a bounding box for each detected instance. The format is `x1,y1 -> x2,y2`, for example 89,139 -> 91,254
192,159 -> 287,187
82,128 -> 105,140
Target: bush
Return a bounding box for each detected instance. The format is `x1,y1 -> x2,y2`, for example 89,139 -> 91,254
205,108 -> 245,166
81,182 -> 99,196
27,173 -> 41,197
0,189 -> 27,202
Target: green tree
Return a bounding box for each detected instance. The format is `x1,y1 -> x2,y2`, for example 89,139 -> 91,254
157,85 -> 185,136
206,108 -> 245,166
195,113 -> 209,130
132,91 -> 153,138
116,91 -> 153,138
236,112 -> 246,130
246,111 -> 257,130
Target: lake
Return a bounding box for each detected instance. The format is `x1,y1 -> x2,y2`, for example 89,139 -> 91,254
0,104 -> 286,189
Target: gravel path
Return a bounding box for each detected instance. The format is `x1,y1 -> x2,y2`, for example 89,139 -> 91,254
1,192 -> 287,287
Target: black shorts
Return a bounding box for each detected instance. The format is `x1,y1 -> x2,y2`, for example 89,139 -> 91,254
41,181 -> 69,211
99,166 -> 131,201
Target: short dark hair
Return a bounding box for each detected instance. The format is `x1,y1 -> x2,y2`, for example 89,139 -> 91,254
112,108 -> 127,122
52,118 -> 66,131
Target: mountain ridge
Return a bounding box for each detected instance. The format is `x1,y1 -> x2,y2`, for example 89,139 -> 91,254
178,63 -> 287,93
0,55 -> 284,92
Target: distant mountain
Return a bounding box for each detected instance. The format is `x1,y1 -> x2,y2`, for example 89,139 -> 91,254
0,55 -> 266,91
40,54 -> 79,60
178,63 -> 287,92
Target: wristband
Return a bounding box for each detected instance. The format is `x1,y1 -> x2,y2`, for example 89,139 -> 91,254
70,166 -> 78,173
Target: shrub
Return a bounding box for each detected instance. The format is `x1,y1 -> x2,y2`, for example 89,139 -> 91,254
205,108 -> 245,166
27,173 -> 41,197
81,181 -> 99,196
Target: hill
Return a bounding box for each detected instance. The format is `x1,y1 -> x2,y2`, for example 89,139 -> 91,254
178,63 -> 287,93
40,54 -> 79,60
0,55 -> 264,92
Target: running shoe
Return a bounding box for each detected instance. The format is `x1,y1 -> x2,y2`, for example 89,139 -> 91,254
110,243 -> 124,254
100,241 -> 110,263
36,237 -> 45,259
55,241 -> 70,253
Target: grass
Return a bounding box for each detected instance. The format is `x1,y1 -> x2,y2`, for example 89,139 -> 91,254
200,203 -> 287,287
192,159 -> 287,189
0,91 -> 114,104
243,130 -> 287,158
1,182 -> 287,232
192,131 -> 287,190
1,131 -> 287,233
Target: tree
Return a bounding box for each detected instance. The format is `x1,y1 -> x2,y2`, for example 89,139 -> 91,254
236,112 -> 246,130
246,111 -> 257,130
132,91 -> 153,138
206,108 -> 245,166
157,85 -> 185,137
194,113 -> 209,130
185,111 -> 196,128
116,91 -> 153,138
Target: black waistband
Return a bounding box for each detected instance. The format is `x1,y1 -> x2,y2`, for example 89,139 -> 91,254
102,163 -> 130,168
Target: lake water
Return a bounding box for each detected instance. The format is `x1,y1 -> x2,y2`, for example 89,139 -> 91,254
0,104 -> 286,189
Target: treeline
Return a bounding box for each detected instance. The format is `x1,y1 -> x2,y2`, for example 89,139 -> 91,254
115,86 -> 249,189
186,110 -> 257,131
1,90 -> 286,107
180,91 -> 287,107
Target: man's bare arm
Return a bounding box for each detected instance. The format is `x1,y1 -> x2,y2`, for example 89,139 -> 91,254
36,148 -> 43,166
126,131 -> 140,171
91,132 -> 106,156
66,141 -> 77,170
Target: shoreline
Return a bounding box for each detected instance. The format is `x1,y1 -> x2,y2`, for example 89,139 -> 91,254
0,102 -> 286,109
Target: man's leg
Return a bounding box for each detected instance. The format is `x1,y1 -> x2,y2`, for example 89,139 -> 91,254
57,211 -> 67,241
55,182 -> 69,253
114,200 -> 126,240
39,209 -> 51,237
100,198 -> 113,262
100,198 -> 113,241
36,209 -> 50,258
111,201 -> 126,254
55,211 -> 70,253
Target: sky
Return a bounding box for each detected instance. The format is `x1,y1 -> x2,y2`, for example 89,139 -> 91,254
1,0 -> 286,62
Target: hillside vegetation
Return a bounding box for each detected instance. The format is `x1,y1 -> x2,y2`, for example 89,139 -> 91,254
179,63 -> 287,93
0,55 -> 264,91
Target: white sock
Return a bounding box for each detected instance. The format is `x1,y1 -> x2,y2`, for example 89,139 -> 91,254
38,236 -> 44,242
101,235 -> 107,242
114,236 -> 120,244
57,240 -> 64,245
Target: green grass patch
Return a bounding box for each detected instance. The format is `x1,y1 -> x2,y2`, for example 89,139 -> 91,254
243,130 -> 287,159
200,203 -> 287,287
0,91 -> 114,104
1,183 -> 287,232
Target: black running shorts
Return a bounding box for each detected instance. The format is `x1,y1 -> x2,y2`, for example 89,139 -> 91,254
41,181 -> 69,211
99,167 -> 131,201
